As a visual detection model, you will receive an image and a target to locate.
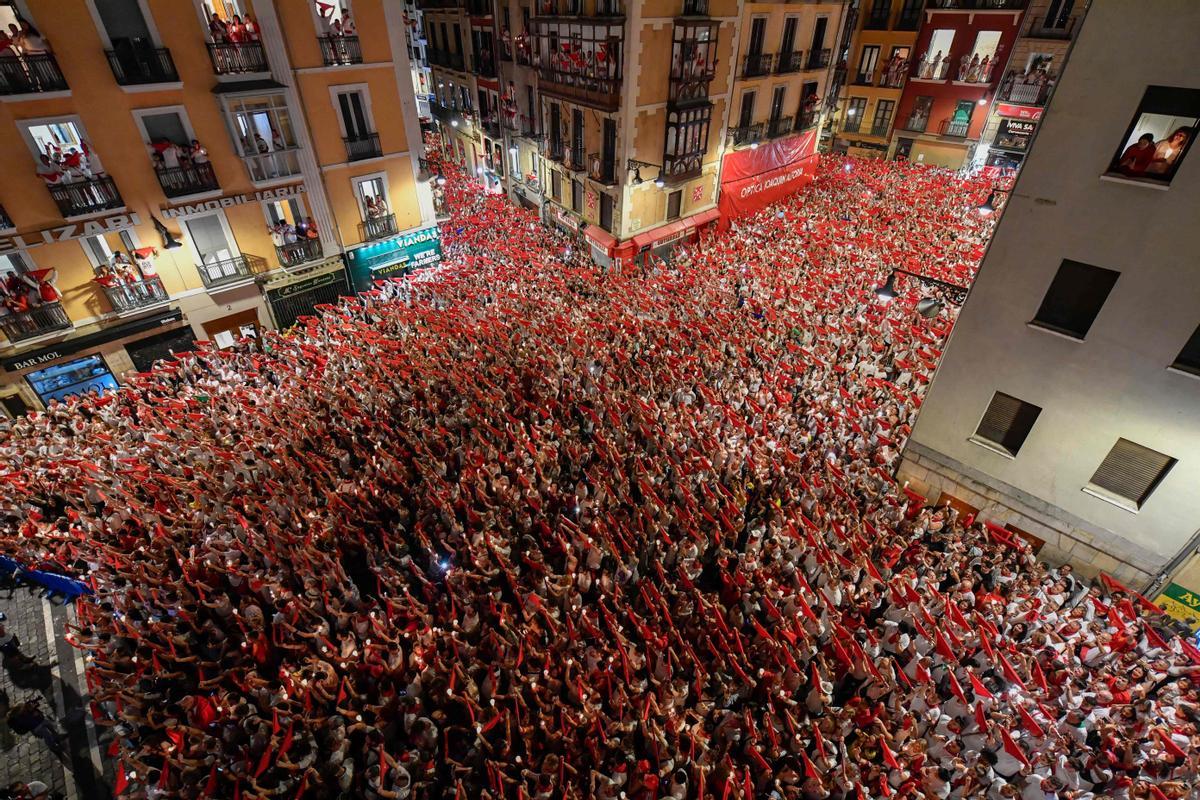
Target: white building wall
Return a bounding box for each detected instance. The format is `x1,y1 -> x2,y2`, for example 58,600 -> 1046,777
898,0 -> 1200,587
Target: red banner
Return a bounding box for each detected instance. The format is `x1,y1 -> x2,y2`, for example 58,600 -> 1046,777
996,103 -> 1043,121
718,130 -> 818,223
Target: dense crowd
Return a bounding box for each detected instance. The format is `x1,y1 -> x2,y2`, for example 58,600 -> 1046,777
1,145 -> 1198,800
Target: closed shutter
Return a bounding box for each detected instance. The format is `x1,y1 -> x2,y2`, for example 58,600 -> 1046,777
1173,325 -> 1200,374
1089,439 -> 1175,507
974,391 -> 1041,455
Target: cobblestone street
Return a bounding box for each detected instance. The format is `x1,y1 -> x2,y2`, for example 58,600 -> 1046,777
1,586 -> 106,799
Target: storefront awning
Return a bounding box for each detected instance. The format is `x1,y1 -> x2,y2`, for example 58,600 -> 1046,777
627,208 -> 721,251
583,224 -> 617,252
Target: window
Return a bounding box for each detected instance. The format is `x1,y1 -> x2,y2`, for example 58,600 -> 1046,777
571,178 -> 583,213
263,196 -> 307,228
1105,86 -> 1200,187
224,94 -> 301,182
335,88 -> 373,139
25,354 -> 119,406
844,97 -> 867,133
94,0 -> 156,47
80,230 -> 139,271
353,175 -> 388,220
856,45 -> 880,83
599,192 -> 614,232
906,96 -> 933,131
738,91 -> 755,129
1171,325 -> 1200,376
1031,259 -> 1119,340
1085,439 -> 1175,511
313,0 -> 353,35
971,392 -> 1042,456
551,169 -> 562,201
769,86 -> 785,122
779,17 -> 797,55
663,105 -> 711,179
916,29 -> 954,80
185,213 -> 237,265
746,17 -> 765,56
871,100 -> 895,135
666,189 -> 682,221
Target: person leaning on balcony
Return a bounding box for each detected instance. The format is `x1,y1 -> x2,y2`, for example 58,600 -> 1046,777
190,140 -> 209,165
35,154 -> 63,184
208,12 -> 229,43
227,15 -> 246,44
13,18 -> 49,55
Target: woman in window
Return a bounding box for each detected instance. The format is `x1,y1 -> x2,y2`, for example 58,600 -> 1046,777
1145,127 -> 1192,176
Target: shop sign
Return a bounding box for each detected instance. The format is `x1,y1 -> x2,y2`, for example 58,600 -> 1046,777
266,270 -> 344,301
553,206 -> 579,231
345,225 -> 442,291
162,184 -> 306,219
0,212 -> 141,255
994,119 -> 1037,151
996,103 -> 1043,121
3,308 -> 183,372
1155,583 -> 1200,631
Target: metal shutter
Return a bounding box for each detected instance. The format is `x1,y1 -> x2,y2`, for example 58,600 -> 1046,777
1089,439 -> 1175,507
975,391 -> 1040,453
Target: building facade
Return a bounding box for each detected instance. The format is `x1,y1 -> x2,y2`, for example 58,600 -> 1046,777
0,0 -> 434,416
889,0 -> 1027,168
423,0 -> 847,269
896,0 -> 1200,591
974,0 -> 1084,170
831,0 -> 924,159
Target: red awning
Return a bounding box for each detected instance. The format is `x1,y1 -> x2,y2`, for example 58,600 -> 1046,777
627,208 -> 719,251
583,223 -> 618,252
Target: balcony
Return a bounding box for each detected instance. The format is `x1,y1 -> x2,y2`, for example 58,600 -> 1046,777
429,48 -> 467,71
927,0 -> 1027,7
662,151 -> 703,182
870,122 -> 892,137
1000,71 -> 1054,105
794,111 -> 818,131
47,176 -> 124,218
359,213 -> 398,242
879,73 -> 906,89
852,71 -> 875,86
155,162 -> 219,199
534,0 -> 624,17
864,11 -> 891,29
767,116 -> 793,139
207,41 -> 269,75
1027,15 -> 1076,39
466,0 -> 492,14
276,238 -> 324,268
776,51 -> 804,75
474,54 -> 497,78
566,143 -> 587,172
743,53 -> 775,79
196,254 -> 268,290
806,49 -> 831,70
940,119 -> 970,137
589,152 -> 617,185
902,114 -> 929,133
344,132 -> 383,161
105,46 -> 178,86
241,147 -> 303,183
101,277 -> 169,314
538,70 -> 622,112
669,67 -> 716,106
481,116 -> 503,139
547,139 -> 566,162
681,0 -> 709,14
843,116 -> 862,134
0,302 -> 71,344
727,123 -> 763,147
0,53 -> 69,95
318,35 -> 363,66
896,9 -> 923,30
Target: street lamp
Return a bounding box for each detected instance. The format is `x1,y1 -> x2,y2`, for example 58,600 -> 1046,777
627,158 -> 666,189
874,268 -> 970,313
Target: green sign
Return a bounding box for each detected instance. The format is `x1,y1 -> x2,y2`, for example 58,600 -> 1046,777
1156,582 -> 1200,630
346,224 -> 442,291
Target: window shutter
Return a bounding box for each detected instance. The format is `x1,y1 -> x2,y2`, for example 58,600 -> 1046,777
1089,439 -> 1175,507
974,392 -> 1040,454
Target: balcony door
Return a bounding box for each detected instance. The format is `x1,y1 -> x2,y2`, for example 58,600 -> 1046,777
602,118 -> 616,175
139,111 -> 190,147
549,102 -> 562,150
858,45 -> 880,83
738,91 -> 755,129
779,17 -> 797,58
336,90 -> 371,140
746,18 -> 765,57
809,17 -> 827,52
185,214 -> 238,266
769,86 -> 785,125
94,0 -> 155,50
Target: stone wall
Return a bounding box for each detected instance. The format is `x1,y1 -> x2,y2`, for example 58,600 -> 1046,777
897,441 -> 1166,589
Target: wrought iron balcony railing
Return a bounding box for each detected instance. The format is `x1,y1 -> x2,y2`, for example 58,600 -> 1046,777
101,277 -> 169,313
207,41 -> 269,75
0,301 -> 71,343
359,213 -> 398,242
806,49 -> 831,70
743,53 -> 775,78
155,162 -> 219,199
276,238 -> 324,269
197,254 -> 268,290
344,132 -> 383,162
105,47 -> 178,85
794,111 -> 818,131
241,147 -> 303,183
727,123 -> 763,147
776,51 -> 804,74
768,116 -> 793,138
940,119 -> 970,137
669,67 -> 716,106
589,153 -> 617,185
0,53 -> 69,95
47,176 -> 124,218
318,35 -> 363,66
